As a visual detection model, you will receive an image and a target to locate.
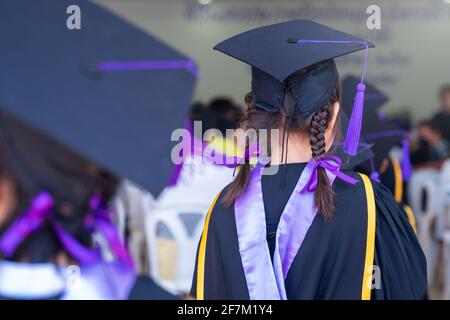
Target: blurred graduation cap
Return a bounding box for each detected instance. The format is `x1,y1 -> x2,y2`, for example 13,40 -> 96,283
362,108 -> 410,176
341,76 -> 412,180
214,20 -> 374,156
0,0 -> 197,196
342,75 -> 389,113
334,112 -> 374,170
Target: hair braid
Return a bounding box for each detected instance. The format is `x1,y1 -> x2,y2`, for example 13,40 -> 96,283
309,105 -> 335,219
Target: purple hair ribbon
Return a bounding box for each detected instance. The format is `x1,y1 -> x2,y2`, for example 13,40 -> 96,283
85,195 -> 135,268
0,192 -> 133,268
0,192 -> 53,258
292,39 -> 370,156
97,59 -> 199,78
300,156 -> 359,193
50,218 -> 102,265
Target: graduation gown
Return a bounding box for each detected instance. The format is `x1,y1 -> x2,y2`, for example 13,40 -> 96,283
191,163 -> 427,300
379,157 -> 417,233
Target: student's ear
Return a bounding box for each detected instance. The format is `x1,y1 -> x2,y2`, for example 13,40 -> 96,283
328,101 -> 340,131
325,101 -> 340,151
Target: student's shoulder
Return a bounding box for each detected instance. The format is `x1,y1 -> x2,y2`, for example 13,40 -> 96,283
206,184 -> 235,225
333,169 -> 368,198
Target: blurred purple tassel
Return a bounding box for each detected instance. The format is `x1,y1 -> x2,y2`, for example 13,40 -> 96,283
369,158 -> 380,182
370,170 -> 380,181
344,82 -> 366,156
402,136 -> 413,181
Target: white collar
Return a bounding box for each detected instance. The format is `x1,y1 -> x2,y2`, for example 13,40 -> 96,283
0,260 -> 65,299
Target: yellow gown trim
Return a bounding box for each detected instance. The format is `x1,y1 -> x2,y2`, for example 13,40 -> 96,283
196,192 -> 220,300
390,157 -> 403,203
359,173 -> 376,300
403,204 -> 417,234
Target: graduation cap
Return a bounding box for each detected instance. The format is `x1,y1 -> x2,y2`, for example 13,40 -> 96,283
0,0 -> 197,196
214,20 -> 374,157
360,108 -> 412,180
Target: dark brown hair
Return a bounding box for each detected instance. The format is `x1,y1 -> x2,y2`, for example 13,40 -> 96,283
222,81 -> 341,220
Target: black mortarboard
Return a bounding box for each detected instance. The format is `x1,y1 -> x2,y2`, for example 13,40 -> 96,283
342,75 -> 389,113
214,20 -> 374,156
0,0 -> 197,196
362,109 -> 405,169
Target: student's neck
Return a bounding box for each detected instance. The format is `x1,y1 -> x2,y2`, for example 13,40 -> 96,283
270,134 -> 312,165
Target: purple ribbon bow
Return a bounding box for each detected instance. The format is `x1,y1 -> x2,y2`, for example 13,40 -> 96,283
301,156 -> 359,193
0,192 -> 133,268
0,192 -> 53,257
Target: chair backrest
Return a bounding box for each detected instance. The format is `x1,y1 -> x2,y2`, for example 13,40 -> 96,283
436,160 -> 450,239
408,169 -> 441,283
408,169 -> 439,223
443,231 -> 450,299
145,203 -> 209,294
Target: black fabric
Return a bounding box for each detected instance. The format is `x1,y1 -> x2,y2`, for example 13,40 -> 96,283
379,158 -> 397,201
262,163 -> 306,259
191,166 -> 427,300
128,276 -> 179,300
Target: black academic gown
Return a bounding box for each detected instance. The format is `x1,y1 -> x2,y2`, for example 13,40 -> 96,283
191,163 -> 427,300
379,157 -> 408,205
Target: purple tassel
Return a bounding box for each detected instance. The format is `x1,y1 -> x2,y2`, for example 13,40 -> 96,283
344,82 -> 366,156
370,170 -> 380,182
369,158 -> 380,182
402,136 -> 413,181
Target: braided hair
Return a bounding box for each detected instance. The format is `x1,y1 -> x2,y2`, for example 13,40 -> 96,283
222,81 -> 341,220
310,105 -> 335,219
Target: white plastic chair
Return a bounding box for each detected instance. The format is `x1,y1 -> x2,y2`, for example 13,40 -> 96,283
112,180 -> 156,273
436,160 -> 450,298
443,232 -> 450,299
145,203 -> 208,294
408,169 -> 440,283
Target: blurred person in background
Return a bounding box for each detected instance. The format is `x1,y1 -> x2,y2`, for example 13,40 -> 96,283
419,121 -> 449,161
0,111 -> 176,300
413,120 -> 450,170
151,99 -> 243,295
431,85 -> 450,143
412,85 -> 450,168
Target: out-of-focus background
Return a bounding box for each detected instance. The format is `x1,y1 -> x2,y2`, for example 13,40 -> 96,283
97,0 -> 450,121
